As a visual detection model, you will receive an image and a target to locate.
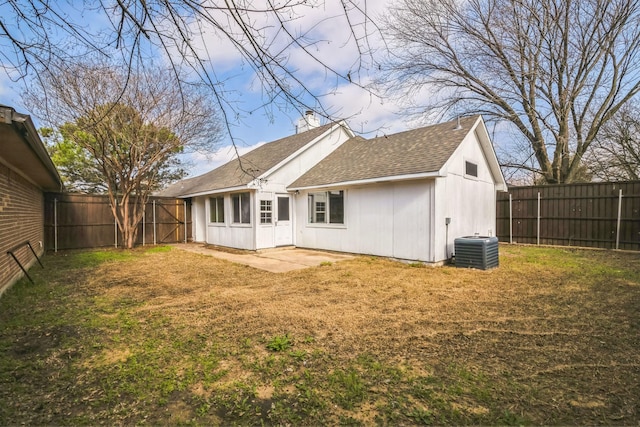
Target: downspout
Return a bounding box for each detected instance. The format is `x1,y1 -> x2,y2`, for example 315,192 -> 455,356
445,217 -> 451,261
184,199 -> 188,243
252,190 -> 258,250
291,191 -> 297,247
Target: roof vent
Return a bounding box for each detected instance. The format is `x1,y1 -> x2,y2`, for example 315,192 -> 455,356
454,116 -> 462,130
296,110 -> 320,134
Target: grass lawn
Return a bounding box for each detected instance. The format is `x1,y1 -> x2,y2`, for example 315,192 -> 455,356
0,244 -> 639,425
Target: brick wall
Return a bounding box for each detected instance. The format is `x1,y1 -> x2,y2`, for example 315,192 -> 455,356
0,162 -> 45,295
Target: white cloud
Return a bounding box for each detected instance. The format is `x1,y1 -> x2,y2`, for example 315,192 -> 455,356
284,0 -> 391,81
182,0 -> 392,96
184,141 -> 268,177
317,76 -> 418,137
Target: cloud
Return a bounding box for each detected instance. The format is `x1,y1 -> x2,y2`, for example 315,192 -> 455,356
316,75 -> 418,137
182,1 -> 391,97
284,0 -> 391,81
184,141 -> 268,177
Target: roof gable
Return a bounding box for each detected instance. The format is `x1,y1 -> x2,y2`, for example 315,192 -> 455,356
289,115 -> 480,189
160,123 -> 335,197
441,118 -> 507,191
0,105 -> 63,192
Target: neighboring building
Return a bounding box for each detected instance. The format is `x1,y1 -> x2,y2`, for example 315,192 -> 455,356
0,105 -> 63,294
162,114 -> 507,263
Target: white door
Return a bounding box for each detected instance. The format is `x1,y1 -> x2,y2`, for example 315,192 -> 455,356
194,197 -> 207,242
274,194 -> 293,246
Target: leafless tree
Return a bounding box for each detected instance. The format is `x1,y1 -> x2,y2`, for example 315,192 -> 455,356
585,102 -> 640,181
382,0 -> 640,184
24,60 -> 223,248
1,0 -> 380,134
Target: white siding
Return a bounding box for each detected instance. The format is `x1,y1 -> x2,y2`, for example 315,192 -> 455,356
205,191 -> 256,250
295,180 -> 435,261
435,130 -> 498,261
265,126 -> 352,192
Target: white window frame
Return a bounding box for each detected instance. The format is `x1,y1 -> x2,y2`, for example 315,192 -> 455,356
308,190 -> 345,226
231,192 -> 251,225
260,199 -> 272,224
209,196 -> 225,224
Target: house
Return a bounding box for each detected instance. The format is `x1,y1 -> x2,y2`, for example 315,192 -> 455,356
162,113 -> 507,263
160,114 -> 355,249
0,105 -> 63,294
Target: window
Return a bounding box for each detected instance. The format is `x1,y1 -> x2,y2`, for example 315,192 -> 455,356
260,200 -> 272,224
209,196 -> 225,223
232,192 -> 251,224
277,196 -> 290,221
309,190 -> 344,224
309,192 -> 326,223
329,191 -> 344,223
465,160 -> 478,177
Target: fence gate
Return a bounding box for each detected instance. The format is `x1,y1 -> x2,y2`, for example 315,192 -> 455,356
44,193 -> 191,250
151,199 -> 190,244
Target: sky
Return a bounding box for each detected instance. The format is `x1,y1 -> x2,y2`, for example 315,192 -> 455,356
0,0 -> 447,178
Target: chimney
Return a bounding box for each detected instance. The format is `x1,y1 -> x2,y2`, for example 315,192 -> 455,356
296,110 -> 320,134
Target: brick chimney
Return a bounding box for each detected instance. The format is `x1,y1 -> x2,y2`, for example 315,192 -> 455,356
296,110 -> 320,134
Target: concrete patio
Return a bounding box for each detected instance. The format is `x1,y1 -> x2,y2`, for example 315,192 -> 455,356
170,243 -> 354,273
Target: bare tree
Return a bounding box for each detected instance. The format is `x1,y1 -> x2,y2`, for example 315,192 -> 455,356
585,101 -> 640,181
382,0 -> 640,184
24,61 -> 223,248
1,0 -> 380,132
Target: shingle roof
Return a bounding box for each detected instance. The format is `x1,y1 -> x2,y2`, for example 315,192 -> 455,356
159,123 -> 335,197
288,115 -> 480,189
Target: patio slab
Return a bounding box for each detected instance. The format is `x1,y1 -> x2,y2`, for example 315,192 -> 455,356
170,243 -> 353,273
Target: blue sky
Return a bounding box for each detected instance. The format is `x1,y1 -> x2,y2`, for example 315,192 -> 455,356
0,0 -> 475,178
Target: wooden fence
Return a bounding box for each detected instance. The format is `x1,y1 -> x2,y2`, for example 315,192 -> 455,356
43,193 -> 191,250
496,181 -> 640,250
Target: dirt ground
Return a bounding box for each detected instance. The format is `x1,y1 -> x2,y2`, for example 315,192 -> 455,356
1,244 -> 639,425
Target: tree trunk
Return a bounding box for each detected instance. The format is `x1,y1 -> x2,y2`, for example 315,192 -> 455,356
110,195 -> 143,250
120,198 -> 143,249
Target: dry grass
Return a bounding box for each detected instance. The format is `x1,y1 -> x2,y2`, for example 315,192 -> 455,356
0,244 -> 638,425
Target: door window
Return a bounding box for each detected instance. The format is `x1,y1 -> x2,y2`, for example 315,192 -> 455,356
277,196 -> 290,221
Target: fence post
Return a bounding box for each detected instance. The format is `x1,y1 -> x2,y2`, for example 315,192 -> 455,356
616,189 -> 623,250
184,200 -> 187,243
54,197 -> 58,253
153,200 -> 157,245
142,202 -> 146,246
509,193 -> 513,244
537,191 -> 541,245
114,217 -> 118,248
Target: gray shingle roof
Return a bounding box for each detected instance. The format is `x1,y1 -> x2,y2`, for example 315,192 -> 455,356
289,115 -> 480,189
159,123 -> 335,197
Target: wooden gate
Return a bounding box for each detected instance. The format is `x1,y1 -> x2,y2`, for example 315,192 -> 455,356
44,193 -> 191,250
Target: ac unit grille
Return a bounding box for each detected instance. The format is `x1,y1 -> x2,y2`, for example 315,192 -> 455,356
454,236 -> 499,270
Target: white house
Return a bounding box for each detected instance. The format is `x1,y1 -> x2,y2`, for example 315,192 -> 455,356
161,114 -> 507,263
160,114 -> 355,250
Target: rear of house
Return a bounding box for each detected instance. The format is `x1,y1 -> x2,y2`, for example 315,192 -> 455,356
0,105 -> 62,294
164,114 -> 506,263
289,116 -> 506,263
159,118 -> 354,250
